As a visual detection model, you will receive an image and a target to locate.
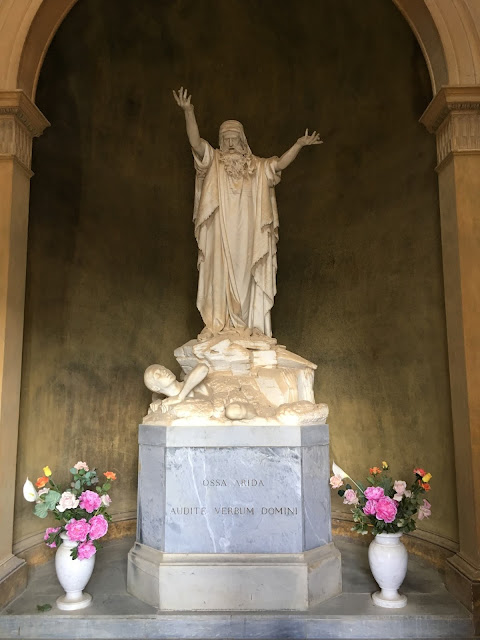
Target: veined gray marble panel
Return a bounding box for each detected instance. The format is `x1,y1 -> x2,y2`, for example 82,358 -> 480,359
136,444 -> 165,549
138,423 -> 329,448
302,439 -> 332,549
164,446 -> 302,553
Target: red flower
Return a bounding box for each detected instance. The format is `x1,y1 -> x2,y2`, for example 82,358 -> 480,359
369,467 -> 382,475
104,471 -> 116,481
413,468 -> 426,477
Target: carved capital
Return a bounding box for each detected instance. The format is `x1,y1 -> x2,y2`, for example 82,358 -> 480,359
0,90 -> 49,170
420,86 -> 480,165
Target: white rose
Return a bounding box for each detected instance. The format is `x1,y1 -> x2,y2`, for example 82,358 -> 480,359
56,491 -> 79,512
101,494 -> 112,507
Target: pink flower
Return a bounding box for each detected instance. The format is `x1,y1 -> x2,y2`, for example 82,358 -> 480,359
77,541 -> 96,560
413,467 -> 426,477
44,527 -> 61,548
404,490 -> 412,498
101,494 -> 111,507
57,491 -> 79,512
363,499 -> 378,515
65,518 -> 90,542
375,496 -> 398,523
79,490 -> 101,513
89,514 -> 108,540
343,489 -> 359,505
364,486 -> 385,500
74,461 -> 89,471
329,475 -> 343,489
418,499 -> 432,520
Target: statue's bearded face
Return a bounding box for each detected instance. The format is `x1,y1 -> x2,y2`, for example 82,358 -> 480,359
220,132 -> 244,154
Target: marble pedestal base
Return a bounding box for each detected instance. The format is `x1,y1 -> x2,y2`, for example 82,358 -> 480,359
128,541 -> 341,611
127,423 -> 341,611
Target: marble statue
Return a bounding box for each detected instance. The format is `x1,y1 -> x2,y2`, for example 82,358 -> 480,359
143,329 -> 329,426
141,90 -> 328,427
173,87 -> 323,337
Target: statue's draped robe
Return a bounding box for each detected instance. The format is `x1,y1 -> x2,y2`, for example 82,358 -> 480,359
193,142 -> 281,336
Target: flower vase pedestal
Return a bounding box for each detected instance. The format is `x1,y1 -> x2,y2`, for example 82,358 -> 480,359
55,533 -> 95,610
368,532 -> 408,608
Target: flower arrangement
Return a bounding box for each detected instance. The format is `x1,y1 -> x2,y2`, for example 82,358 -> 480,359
330,461 -> 432,535
23,462 -> 117,560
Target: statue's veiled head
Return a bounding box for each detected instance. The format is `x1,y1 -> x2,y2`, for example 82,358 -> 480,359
219,120 -> 250,154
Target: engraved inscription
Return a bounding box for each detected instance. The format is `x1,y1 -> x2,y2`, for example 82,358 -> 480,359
169,505 -> 298,516
202,478 -> 265,487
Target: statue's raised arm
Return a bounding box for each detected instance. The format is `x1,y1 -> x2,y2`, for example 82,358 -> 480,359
173,87 -> 206,159
276,129 -> 323,171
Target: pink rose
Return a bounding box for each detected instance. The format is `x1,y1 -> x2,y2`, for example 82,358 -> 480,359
65,518 -> 90,542
418,499 -> 432,520
363,499 -> 378,515
57,491 -> 79,512
343,489 -> 359,505
329,475 -> 343,489
79,490 -> 101,513
375,496 -> 398,523
89,514 -> 108,540
101,494 -> 112,507
74,461 -> 89,471
44,526 -> 61,548
364,486 -> 385,500
77,541 -> 96,560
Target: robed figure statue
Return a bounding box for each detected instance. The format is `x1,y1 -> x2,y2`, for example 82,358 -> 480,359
173,88 -> 322,337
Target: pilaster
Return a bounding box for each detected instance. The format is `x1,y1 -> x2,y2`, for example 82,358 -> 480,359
421,86 -> 480,627
0,89 -> 49,609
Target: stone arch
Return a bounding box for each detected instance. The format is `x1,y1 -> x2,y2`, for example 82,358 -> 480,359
4,1 -> 478,99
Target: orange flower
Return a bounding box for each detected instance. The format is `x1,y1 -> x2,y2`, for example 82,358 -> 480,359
369,467 -> 382,475
104,471 -> 116,480
35,476 -> 49,489
417,479 -> 431,491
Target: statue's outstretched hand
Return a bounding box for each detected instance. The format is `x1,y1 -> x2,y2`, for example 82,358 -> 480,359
173,87 -> 193,111
297,129 -> 323,147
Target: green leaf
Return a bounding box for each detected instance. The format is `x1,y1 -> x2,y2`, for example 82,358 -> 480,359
74,480 -> 81,490
36,603 -> 52,612
69,468 -> 77,475
103,482 -> 111,491
44,490 -> 61,510
34,502 -> 48,518
338,489 -> 345,497
345,484 -> 352,490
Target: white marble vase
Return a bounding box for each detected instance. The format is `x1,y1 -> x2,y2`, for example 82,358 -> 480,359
368,532 -> 408,608
55,533 -> 95,610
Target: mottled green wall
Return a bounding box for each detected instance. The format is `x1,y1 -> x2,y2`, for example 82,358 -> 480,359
14,0 -> 457,545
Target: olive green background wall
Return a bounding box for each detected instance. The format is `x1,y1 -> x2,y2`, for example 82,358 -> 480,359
14,0 -> 457,546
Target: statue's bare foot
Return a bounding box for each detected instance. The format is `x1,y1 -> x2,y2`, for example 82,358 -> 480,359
198,326 -> 214,341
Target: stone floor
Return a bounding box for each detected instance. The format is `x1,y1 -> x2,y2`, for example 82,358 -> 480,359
0,537 -> 474,640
